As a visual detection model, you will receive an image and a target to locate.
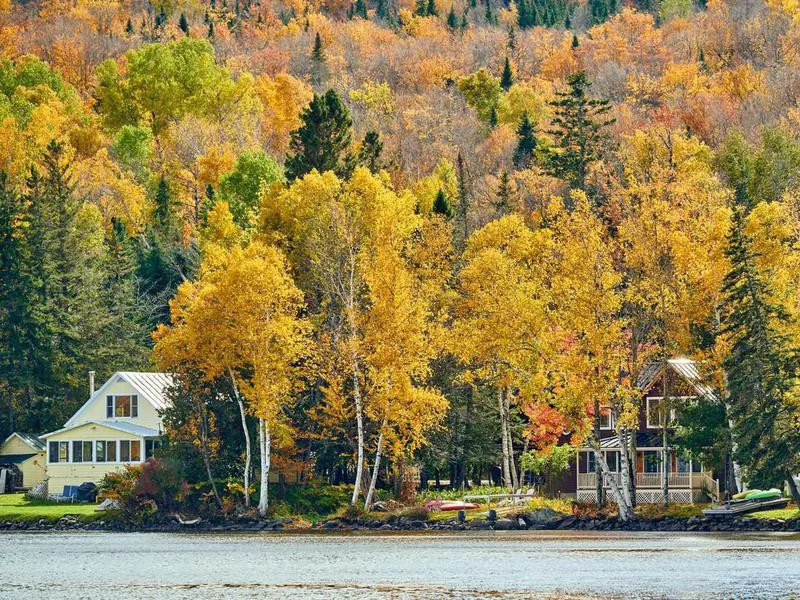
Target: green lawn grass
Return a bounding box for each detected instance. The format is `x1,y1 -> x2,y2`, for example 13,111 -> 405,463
748,503 -> 799,520
0,493 -> 102,522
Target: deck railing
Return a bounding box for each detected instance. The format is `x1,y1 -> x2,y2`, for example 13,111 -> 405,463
577,472 -> 709,489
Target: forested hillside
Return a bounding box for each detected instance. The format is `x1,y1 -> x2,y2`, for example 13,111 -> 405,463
2,0 -> 800,509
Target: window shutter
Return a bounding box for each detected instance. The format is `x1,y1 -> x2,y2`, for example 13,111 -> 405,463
106,395 -> 113,418
131,395 -> 138,418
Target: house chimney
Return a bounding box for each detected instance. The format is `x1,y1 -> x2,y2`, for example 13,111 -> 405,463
89,370 -> 96,395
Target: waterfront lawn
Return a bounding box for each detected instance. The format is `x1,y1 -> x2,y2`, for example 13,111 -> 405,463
749,503 -> 799,520
0,493 -> 101,522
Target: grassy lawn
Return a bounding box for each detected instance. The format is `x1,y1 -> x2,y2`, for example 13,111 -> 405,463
0,493 -> 102,522
748,503 -> 799,520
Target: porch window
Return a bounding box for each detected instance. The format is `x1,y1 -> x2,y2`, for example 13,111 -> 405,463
48,441 -> 69,463
606,451 -> 620,472
642,450 -> 660,473
72,441 -> 93,463
586,451 -> 596,473
112,395 -> 139,418
676,454 -> 691,473
95,440 -> 116,463
119,440 -> 141,463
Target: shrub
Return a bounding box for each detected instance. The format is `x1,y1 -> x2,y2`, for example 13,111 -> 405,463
400,505 -> 429,520
134,457 -> 188,512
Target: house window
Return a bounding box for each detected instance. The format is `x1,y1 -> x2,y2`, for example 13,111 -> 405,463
676,455 -> 691,473
48,441 -> 69,463
119,440 -> 141,463
72,441 -> 93,463
646,398 -> 677,428
145,439 -> 162,460
643,450 -> 661,473
95,440 -> 116,463
585,451 -> 596,473
106,395 -> 139,418
605,451 -> 620,472
598,407 -> 614,429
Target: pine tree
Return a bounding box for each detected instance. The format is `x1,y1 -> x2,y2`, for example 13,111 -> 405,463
571,33 -> 579,48
485,0 -> 495,23
207,20 -> 215,38
155,7 -> 167,29
494,170 -> 513,215
546,71 -> 614,191
447,5 -> 458,29
426,0 -> 439,16
517,0 -> 533,28
513,111 -> 538,168
285,89 -> 356,181
312,32 -> 326,62
414,0 -> 427,15
500,57 -> 514,91
432,189 -> 453,219
461,10 -> 469,29
376,0 -> 389,19
489,104 -> 498,128
354,0 -> 368,19
125,18 -> 134,34
179,12 -> 189,34
507,26 -> 517,52
358,131 -> 384,173
564,12 -> 571,28
722,209 -> 800,504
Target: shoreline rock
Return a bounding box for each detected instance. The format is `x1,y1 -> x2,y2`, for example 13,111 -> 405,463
2,512 -> 799,533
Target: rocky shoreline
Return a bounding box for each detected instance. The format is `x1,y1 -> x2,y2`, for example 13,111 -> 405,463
3,508 -> 800,533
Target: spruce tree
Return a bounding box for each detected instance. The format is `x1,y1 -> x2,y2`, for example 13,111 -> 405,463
179,12 -> 189,34
426,0 -> 439,16
489,105 -> 498,128
447,5 -> 458,29
507,26 -> 517,52
354,0 -> 368,19
494,170 -> 513,215
312,32 -> 326,62
500,57 -> 514,91
485,0 -> 495,24
125,18 -> 134,34
546,71 -> 614,191
432,189 -> 453,219
571,33 -> 579,48
358,131 -> 384,173
285,89 -> 356,181
414,0 -> 427,15
155,7 -> 167,29
207,20 -> 215,38
513,111 -> 538,168
722,209 -> 800,504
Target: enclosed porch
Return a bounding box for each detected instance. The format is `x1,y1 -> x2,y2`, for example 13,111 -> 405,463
575,448 -> 719,504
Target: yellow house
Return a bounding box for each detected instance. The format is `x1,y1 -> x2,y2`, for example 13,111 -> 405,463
0,432 -> 47,490
41,372 -> 173,492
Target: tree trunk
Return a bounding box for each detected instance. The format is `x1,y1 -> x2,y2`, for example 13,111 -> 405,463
257,417 -> 271,516
662,367 -> 670,507
196,400 -> 222,509
593,398 -> 604,505
228,369 -> 251,508
594,444 -> 634,521
497,386 -> 511,489
364,414 -> 389,510
350,344 -> 365,506
617,427 -> 633,510
786,470 -> 800,508
505,387 -> 519,491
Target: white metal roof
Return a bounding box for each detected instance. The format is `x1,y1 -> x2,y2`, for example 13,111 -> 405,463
637,358 -> 717,401
41,420 -> 162,439
64,372 -> 174,428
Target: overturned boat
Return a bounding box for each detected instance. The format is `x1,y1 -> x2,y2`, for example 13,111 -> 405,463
703,489 -> 789,518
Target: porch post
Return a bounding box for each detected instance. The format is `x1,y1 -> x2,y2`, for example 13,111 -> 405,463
689,457 -> 693,503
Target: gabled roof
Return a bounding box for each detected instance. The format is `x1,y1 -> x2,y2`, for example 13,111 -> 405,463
2,432 -> 45,451
64,372 -> 174,428
0,453 -> 37,464
41,420 -> 162,439
637,358 -> 717,401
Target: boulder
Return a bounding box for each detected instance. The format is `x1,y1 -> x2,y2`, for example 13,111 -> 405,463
524,507 -> 566,529
493,518 -> 518,530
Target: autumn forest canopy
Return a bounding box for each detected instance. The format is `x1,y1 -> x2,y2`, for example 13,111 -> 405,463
3,0 -> 800,514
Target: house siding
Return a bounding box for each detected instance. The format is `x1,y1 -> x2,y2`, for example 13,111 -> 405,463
45,422 -> 147,491
0,436 -> 47,488
71,379 -> 162,431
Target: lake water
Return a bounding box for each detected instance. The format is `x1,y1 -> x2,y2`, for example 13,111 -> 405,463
2,530 -> 800,599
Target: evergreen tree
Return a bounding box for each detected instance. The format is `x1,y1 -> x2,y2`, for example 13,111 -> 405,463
207,20 -> 215,37
494,170 -> 513,215
355,0 -> 369,18
513,111 -> 538,168
376,0 -> 389,19
500,57 -> 514,91
358,131 -> 384,173
722,209 -> 800,506
589,0 -> 617,25
432,189 -> 454,219
461,10 -> 469,29
179,12 -> 189,34
546,71 -> 614,191
571,33 -> 579,48
312,32 -> 326,62
485,0 -> 495,24
414,0 -> 427,15
507,26 -> 517,52
155,7 -> 167,29
125,18 -> 134,34
285,89 -> 356,181
489,105 -> 498,128
154,177 -> 174,228
564,12 -> 571,28
447,5 -> 459,29
427,0 -> 439,16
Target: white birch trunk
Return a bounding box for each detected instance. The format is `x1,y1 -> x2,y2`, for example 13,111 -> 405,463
257,417 -> 271,516
228,369 -> 251,508
497,387 -> 511,489
595,447 -> 634,521
350,345 -> 365,506
505,386 -> 519,491
364,414 -> 388,510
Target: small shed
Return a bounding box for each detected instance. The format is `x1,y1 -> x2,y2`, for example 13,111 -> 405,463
0,433 -> 47,490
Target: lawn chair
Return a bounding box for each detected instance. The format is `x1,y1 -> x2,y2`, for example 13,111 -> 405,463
49,485 -> 80,504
